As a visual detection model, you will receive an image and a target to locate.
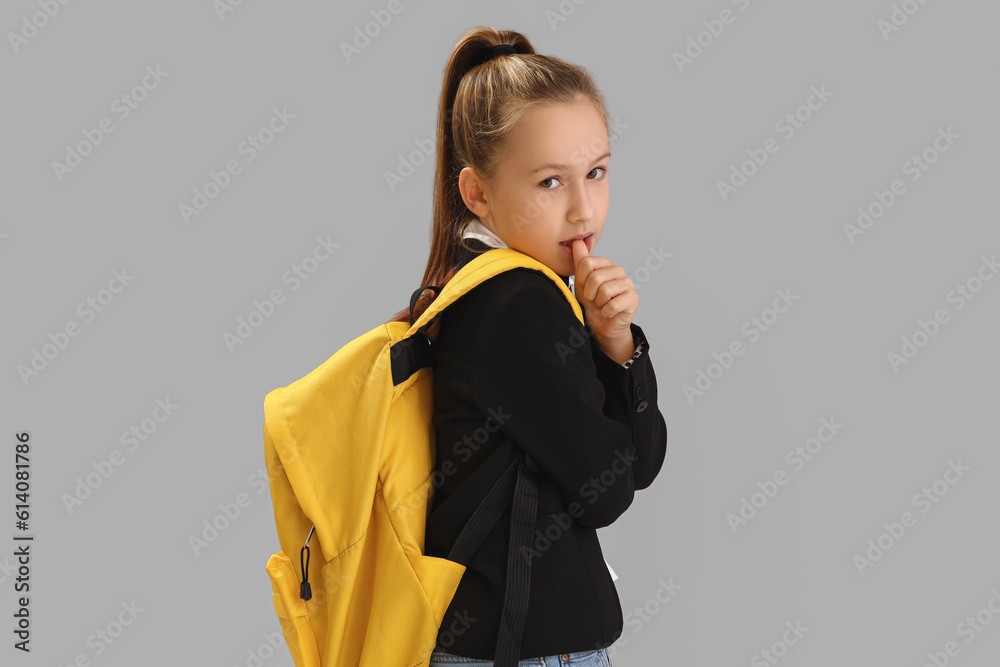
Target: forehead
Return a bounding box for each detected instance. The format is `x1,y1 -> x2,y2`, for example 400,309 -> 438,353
503,100 -> 609,171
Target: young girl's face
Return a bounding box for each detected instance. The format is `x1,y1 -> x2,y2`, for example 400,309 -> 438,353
470,98 -> 610,277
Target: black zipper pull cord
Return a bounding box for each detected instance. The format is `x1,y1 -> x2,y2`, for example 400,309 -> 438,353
299,525 -> 314,600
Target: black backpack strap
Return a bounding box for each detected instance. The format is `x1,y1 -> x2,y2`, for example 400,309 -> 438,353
445,455 -> 538,667
409,285 -> 442,326
492,456 -> 537,667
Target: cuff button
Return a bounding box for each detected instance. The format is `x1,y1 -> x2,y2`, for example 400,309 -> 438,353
635,400 -> 648,413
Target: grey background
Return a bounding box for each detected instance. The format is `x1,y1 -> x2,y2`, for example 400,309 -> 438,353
2,1 -> 998,665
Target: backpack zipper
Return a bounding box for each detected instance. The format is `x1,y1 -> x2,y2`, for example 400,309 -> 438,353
299,525 -> 314,600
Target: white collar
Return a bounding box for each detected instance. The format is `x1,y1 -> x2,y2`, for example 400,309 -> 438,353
461,219 -> 509,249
460,218 -> 574,291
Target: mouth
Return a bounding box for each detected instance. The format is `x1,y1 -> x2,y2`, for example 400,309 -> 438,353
559,233 -> 593,252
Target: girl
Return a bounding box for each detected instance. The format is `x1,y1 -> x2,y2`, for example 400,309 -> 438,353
388,27 -> 668,667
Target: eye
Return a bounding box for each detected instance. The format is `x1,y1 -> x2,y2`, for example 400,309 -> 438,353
539,167 -> 608,190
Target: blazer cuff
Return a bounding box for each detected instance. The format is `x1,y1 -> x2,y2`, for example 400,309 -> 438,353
592,322 -> 648,372
590,322 -> 666,490
590,322 -> 655,421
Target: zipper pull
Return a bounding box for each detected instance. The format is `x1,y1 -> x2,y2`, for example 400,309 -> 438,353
299,525 -> 314,601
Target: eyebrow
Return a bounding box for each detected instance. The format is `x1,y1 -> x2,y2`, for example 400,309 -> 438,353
530,152 -> 611,174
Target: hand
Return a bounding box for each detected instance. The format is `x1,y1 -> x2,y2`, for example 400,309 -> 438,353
571,237 -> 637,350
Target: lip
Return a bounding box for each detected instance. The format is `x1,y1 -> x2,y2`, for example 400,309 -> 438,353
559,233 -> 593,253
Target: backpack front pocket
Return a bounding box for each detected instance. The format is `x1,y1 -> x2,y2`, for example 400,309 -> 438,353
266,551 -> 322,667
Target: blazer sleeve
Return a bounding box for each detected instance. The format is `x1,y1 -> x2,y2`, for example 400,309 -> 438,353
590,322 -> 668,491
471,274 -> 658,528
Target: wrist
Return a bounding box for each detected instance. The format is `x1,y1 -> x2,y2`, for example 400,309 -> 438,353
596,335 -> 635,365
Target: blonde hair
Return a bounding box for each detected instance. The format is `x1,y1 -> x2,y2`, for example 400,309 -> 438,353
387,26 -> 610,324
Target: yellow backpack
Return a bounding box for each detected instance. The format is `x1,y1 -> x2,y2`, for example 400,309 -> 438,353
262,247 -> 586,667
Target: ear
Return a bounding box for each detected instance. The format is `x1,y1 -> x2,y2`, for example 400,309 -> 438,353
458,166 -> 491,218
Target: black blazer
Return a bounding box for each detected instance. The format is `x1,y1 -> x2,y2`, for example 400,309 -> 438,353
424,238 -> 668,659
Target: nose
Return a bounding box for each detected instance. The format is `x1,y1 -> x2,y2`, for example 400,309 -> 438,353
566,181 -> 593,225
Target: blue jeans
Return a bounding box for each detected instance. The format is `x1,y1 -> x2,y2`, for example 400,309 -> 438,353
429,647 -> 613,666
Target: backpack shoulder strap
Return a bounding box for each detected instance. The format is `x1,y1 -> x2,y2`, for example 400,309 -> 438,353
413,247 -> 584,334
391,248 -> 584,388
